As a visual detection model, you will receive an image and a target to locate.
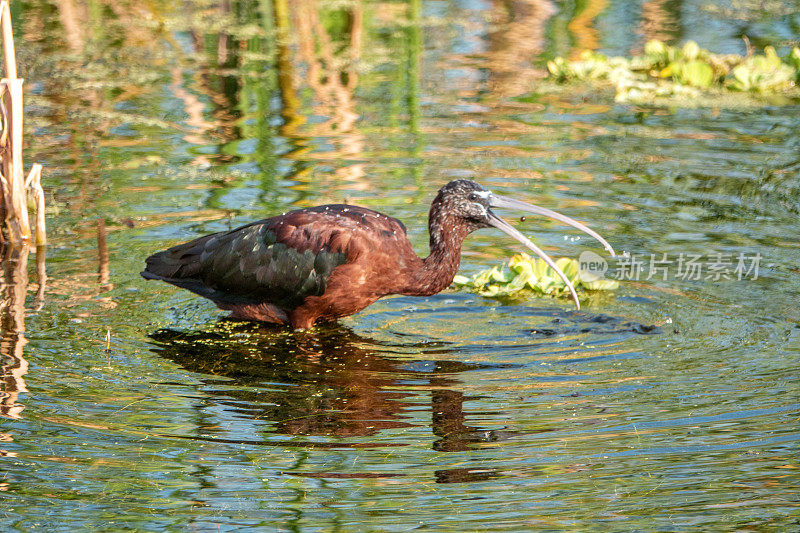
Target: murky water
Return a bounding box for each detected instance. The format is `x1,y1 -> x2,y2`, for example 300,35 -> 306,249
2,0 -> 798,530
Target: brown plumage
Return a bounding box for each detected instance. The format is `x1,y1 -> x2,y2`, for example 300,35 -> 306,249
142,180 -> 615,330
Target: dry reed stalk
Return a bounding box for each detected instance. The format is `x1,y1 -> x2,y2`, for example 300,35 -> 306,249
25,164 -> 45,245
0,0 -> 45,245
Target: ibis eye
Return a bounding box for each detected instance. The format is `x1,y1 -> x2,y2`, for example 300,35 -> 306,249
468,193 -> 478,201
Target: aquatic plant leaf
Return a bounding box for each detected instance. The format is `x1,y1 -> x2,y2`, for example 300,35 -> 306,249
491,266 -> 514,283
531,254 -> 550,281
731,48 -> 795,92
583,279 -> 620,291
644,39 -> 669,67
555,257 -> 579,280
471,268 -> 493,288
452,275 -> 471,285
682,41 -> 701,61
677,60 -> 714,88
789,47 -> 800,79
509,253 -> 534,275
546,57 -> 571,81
479,285 -> 503,297
507,273 -> 530,292
452,254 -> 618,300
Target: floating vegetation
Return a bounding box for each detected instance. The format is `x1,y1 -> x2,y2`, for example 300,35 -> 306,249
730,47 -> 797,92
452,254 -> 618,299
545,40 -> 800,105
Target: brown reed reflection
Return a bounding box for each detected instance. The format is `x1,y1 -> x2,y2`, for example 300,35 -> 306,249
568,0 -> 606,55
150,322 -> 516,455
28,0 -> 638,215
0,245 -> 45,419
152,324 -> 409,437
486,0 -> 556,96
97,218 -> 111,289
288,0 -> 368,191
31,220 -> 117,313
641,0 -> 683,45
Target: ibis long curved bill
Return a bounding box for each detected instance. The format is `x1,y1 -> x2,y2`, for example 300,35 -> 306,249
486,211 -> 582,309
488,194 -> 616,257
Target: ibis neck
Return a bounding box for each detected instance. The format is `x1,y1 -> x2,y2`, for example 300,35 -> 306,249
406,212 -> 472,296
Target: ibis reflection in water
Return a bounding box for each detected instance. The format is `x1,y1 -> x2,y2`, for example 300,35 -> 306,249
150,323 -> 515,480
149,315 -> 658,482
142,180 -> 615,329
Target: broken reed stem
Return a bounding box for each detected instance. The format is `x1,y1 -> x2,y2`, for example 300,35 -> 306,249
25,164 -> 45,245
0,0 -> 45,246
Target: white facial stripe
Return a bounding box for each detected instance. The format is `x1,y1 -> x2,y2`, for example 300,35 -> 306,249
474,190 -> 491,199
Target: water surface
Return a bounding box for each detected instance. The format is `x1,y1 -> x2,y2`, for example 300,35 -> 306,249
2,0 -> 798,530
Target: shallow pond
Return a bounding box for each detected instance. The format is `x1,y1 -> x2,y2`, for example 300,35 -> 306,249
2,0 -> 798,530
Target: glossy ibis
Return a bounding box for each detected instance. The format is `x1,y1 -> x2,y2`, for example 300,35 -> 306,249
142,180 -> 615,329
